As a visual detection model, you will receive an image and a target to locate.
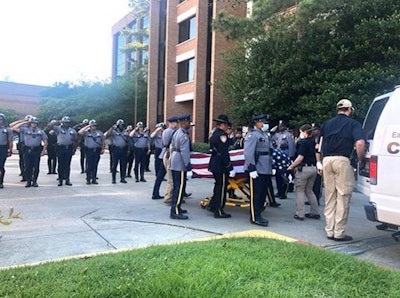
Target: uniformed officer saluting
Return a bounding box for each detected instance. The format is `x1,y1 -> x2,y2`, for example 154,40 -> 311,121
208,114 -> 236,218
78,120 -> 105,185
0,113 -> 13,188
169,114 -> 192,220
13,117 -> 48,187
53,116 -> 78,186
105,119 -> 129,184
244,114 -> 273,226
129,122 -> 151,182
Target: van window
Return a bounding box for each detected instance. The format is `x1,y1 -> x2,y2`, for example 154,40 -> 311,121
363,97 -> 389,139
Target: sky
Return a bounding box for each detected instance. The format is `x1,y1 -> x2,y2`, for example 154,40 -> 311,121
0,0 -> 131,86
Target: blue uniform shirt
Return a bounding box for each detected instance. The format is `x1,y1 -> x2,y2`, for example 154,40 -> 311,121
54,125 -> 77,146
169,127 -> 191,171
244,127 -> 272,175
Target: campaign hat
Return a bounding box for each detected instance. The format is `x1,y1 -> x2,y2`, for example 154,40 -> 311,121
213,114 -> 230,124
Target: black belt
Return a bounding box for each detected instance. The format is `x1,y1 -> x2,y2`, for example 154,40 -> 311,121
324,153 -> 349,158
257,152 -> 269,155
26,146 -> 41,150
58,145 -> 73,149
303,163 -> 315,167
0,144 -> 7,148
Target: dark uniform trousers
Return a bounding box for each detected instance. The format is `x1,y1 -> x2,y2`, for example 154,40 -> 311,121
171,170 -> 186,216
0,145 -> 8,184
154,147 -> 162,175
152,157 -> 166,197
209,172 -> 229,212
249,173 -> 269,222
23,146 -> 42,184
57,145 -> 74,182
47,143 -> 57,174
276,172 -> 289,197
17,142 -> 26,179
134,148 -> 147,180
126,147 -> 135,177
111,146 -> 128,181
86,147 -> 101,182
80,143 -> 87,173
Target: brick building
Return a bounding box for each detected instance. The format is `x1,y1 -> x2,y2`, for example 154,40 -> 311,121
112,1 -> 246,143
0,81 -> 49,118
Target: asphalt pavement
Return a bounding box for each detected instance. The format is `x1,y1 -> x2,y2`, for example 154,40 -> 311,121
0,153 -> 399,270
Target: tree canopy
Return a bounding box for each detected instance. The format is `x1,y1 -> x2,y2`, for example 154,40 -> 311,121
214,0 -> 400,127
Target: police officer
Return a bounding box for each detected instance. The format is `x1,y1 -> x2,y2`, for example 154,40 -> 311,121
105,119 -> 129,184
73,119 -> 89,174
125,125 -> 135,178
244,114 -> 273,226
10,115 -> 32,181
129,122 -> 151,182
0,113 -> 13,188
13,117 -> 48,187
78,120 -> 105,185
54,116 -> 78,186
271,120 -> 296,199
150,122 -> 165,176
44,120 -> 58,175
317,99 -> 366,242
208,114 -> 236,218
169,114 -> 192,219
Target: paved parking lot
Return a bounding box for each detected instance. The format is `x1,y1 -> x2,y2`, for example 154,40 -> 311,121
0,153 -> 399,270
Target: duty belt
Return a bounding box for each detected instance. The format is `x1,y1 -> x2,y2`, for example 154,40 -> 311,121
256,151 -> 269,155
58,145 -> 73,149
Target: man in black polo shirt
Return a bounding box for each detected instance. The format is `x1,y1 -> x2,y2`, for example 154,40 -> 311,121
317,99 -> 366,242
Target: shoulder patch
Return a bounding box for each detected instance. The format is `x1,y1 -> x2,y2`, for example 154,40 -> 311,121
220,135 -> 227,143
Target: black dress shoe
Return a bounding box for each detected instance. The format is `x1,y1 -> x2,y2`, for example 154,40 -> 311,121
140,178 -> 147,182
269,202 -> 281,207
135,178 -> 139,182
179,209 -> 188,214
58,181 -> 63,186
252,219 -> 269,226
334,235 -> 353,242
120,179 -> 127,183
170,213 -> 188,220
214,211 -> 231,218
65,181 -> 72,186
183,193 -> 192,198
21,179 -> 27,182
279,195 -> 287,200
92,180 -> 98,185
294,214 -> 304,221
86,180 -> 91,185
152,195 -> 163,200
112,180 -> 116,184
327,236 -> 335,240
0,184 -> 3,189
32,182 -> 38,187
305,213 -> 320,220
25,182 -> 31,188
127,175 -> 132,178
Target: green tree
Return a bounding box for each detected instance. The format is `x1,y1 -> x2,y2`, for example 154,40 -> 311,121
214,0 -> 400,127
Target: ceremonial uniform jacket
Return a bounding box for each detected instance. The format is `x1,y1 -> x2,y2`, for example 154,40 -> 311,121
208,128 -> 233,174
244,128 -> 272,175
169,127 -> 191,171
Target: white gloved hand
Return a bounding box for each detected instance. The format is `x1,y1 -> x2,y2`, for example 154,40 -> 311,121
249,171 -> 259,179
187,170 -> 193,179
316,161 -> 323,170
229,169 -> 236,178
272,169 -> 276,175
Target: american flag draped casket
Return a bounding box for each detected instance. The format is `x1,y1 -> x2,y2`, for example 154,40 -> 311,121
190,148 -> 292,179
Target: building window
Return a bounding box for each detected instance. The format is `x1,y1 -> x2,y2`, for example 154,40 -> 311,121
177,58 -> 195,84
178,16 -> 196,44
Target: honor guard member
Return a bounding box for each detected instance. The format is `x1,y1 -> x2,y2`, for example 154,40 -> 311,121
271,120 -> 296,199
44,120 -> 58,175
317,99 -> 366,242
169,114 -> 192,219
152,116 -> 178,202
10,115 -> 32,182
244,114 -> 273,226
125,125 -> 135,178
73,119 -> 89,173
13,117 -> 48,187
54,116 -> 77,186
129,122 -> 151,182
78,120 -> 105,185
208,114 -> 235,218
150,122 -> 165,176
0,113 -> 13,188
105,119 -> 129,184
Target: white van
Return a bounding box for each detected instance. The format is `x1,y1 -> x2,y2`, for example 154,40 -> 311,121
359,86 -> 400,240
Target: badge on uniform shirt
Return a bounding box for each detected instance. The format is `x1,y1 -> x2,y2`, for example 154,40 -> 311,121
220,135 -> 227,143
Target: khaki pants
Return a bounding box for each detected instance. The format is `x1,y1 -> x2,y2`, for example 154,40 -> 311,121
163,154 -> 173,204
322,156 -> 355,238
294,166 -> 319,217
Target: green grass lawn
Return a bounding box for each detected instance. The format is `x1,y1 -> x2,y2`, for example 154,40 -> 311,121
1,237 -> 399,297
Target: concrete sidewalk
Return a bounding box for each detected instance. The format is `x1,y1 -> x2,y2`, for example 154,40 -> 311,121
0,153 -> 399,270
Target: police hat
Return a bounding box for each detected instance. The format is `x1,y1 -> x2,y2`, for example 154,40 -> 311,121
61,116 -> 71,123
0,113 -> 5,121
167,116 -> 178,122
82,119 -> 89,124
213,114 -> 230,124
278,120 -> 288,127
136,121 -> 144,128
252,114 -> 269,123
177,114 -> 191,122
116,119 -> 124,126
89,119 -> 97,126
30,117 -> 39,124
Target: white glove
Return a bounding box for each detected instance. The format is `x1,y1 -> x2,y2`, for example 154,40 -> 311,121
272,169 -> 276,175
229,170 -> 236,178
249,171 -> 259,179
316,161 -> 323,170
187,170 -> 193,179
